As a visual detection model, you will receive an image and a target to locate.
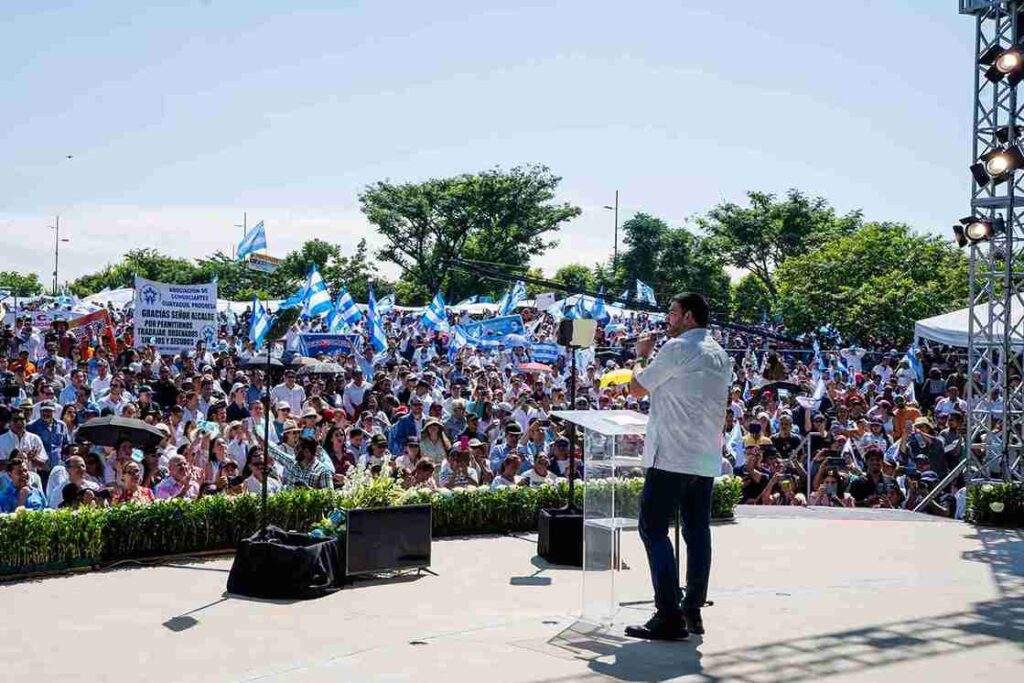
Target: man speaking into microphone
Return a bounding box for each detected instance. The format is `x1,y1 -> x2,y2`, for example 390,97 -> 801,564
624,292 -> 731,641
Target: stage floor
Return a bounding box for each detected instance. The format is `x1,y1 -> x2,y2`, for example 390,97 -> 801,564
3,507 -> 1023,683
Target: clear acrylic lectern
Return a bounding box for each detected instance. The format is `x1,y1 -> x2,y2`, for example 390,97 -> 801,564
550,409 -> 648,627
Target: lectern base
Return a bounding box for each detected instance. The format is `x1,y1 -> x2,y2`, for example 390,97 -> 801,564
537,508 -> 583,566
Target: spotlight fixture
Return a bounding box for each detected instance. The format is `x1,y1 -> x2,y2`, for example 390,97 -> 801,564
980,44 -> 1024,86
954,215 -> 1005,248
970,145 -> 1024,185
995,125 -> 1023,144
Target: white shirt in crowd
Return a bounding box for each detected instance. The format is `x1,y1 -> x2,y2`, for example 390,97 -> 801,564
840,347 -> 866,374
271,383 -> 306,412
91,374 -> 111,397
0,430 -> 46,464
342,381 -> 368,416
934,396 -> 967,418
635,328 -> 732,479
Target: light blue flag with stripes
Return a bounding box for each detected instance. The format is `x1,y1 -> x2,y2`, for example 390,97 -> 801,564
300,266 -> 333,319
367,285 -> 388,353
248,296 -> 273,350
236,221 -> 267,261
447,324 -> 472,361
531,342 -> 561,364
327,286 -> 362,332
454,295 -> 478,307
498,280 -> 526,316
421,291 -> 449,331
636,279 -> 657,306
376,293 -> 395,315
903,344 -> 924,384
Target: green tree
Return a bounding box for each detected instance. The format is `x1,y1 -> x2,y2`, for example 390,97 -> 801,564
731,273 -> 773,323
698,189 -> 862,302
0,271 -> 44,297
69,249 -> 204,296
552,264 -> 594,293
619,212 -> 669,287
655,230 -> 731,314
276,239 -> 341,285
775,222 -> 969,342
360,165 -> 580,299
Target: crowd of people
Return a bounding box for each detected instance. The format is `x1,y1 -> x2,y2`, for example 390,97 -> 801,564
0,292 -> 975,520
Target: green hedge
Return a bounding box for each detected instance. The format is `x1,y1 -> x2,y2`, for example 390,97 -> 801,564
0,476 -> 743,577
966,482 -> 1024,527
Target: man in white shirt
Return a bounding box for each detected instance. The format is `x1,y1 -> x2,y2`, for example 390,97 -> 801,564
98,380 -> 132,416
271,369 -> 306,413
0,411 -> 48,472
626,293 -> 730,641
840,346 -> 866,374
934,386 -> 968,419
19,322 -> 45,362
90,360 -> 112,397
342,369 -> 368,417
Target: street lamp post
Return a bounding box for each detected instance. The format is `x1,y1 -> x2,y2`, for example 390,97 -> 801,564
49,215 -> 70,295
603,190 -> 619,268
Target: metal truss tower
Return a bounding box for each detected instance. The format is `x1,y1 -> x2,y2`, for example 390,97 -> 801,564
962,0 -> 1024,483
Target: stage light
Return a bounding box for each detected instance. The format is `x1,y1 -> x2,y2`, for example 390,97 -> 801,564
970,145 -> 1024,185
952,224 -> 967,248
995,125 -> 1022,144
955,215 -> 1005,247
980,44 -> 1024,85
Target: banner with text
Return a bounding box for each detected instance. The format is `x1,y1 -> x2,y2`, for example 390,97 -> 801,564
133,276 -> 218,355
298,333 -> 363,357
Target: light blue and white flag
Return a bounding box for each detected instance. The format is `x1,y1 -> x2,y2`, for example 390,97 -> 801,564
421,291 -> 449,332
454,295 -> 478,307
636,279 -> 657,306
327,286 -> 362,332
589,289 -> 609,323
376,292 -> 395,315
299,266 -> 333,319
367,285 -> 388,353
497,280 -> 527,316
903,344 -> 924,384
278,281 -> 307,310
236,221 -> 267,261
448,324 -> 472,361
248,296 -> 273,350
531,342 -> 562,365
613,289 -> 630,307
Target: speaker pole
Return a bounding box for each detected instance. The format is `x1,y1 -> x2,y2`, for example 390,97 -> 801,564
565,341 -> 579,512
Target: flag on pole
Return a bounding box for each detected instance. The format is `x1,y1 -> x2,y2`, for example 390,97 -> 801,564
589,289 -> 609,323
367,285 -> 388,353
448,324 -> 471,361
904,344 -> 924,384
300,266 -> 333,319
613,289 -> 630,307
454,295 -> 478,307
376,293 -> 395,315
249,296 -> 273,350
421,291 -> 449,332
278,281 -> 306,310
236,221 -> 267,261
327,286 -> 362,333
636,279 -> 657,306
497,280 -> 526,316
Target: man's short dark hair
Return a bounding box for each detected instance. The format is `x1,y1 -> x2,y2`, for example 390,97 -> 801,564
671,292 -> 710,327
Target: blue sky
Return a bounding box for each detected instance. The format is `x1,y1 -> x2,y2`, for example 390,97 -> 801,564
0,1 -> 974,287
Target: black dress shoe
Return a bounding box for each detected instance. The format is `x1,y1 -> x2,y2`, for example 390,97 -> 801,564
683,608 -> 704,635
624,614 -> 689,641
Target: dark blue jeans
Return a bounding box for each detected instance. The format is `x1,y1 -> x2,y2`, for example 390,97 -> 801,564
638,467 -> 713,617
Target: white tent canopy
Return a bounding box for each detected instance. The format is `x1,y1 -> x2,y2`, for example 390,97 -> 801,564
915,298 -> 1024,348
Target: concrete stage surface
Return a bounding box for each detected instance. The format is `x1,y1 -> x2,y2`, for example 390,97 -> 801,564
3,506 -> 1023,683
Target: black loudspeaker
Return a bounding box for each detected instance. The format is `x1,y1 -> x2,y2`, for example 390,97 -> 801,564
227,526 -> 340,599
557,319 -> 575,346
537,507 -> 583,566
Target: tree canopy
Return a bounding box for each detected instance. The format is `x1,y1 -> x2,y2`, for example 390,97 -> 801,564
0,271 -> 44,297
775,222 -> 968,342
698,189 -> 862,302
360,165 -> 580,300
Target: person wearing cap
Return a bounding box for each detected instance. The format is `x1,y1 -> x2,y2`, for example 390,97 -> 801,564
135,384 -> 162,422
26,400 -> 68,478
899,416 -> 949,478
394,436 -> 423,473
488,421 -> 523,477
440,442 -> 479,489
360,433 -> 392,470
225,382 -> 250,423
625,293 -> 731,641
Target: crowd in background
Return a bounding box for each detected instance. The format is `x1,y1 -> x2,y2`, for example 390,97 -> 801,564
0,294 -> 976,520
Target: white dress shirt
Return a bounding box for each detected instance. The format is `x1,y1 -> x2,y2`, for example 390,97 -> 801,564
635,328 -> 732,478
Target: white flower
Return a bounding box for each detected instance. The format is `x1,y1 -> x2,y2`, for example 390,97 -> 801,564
436,488 -> 454,498
982,484 -> 995,494
990,501 -> 1005,513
